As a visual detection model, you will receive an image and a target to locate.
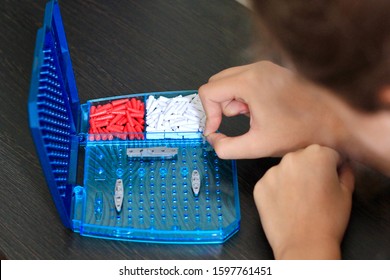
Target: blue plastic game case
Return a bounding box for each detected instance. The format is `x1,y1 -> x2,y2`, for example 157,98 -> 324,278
28,0 -> 240,243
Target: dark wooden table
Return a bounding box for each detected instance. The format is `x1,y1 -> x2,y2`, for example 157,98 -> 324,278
1,0 -> 389,260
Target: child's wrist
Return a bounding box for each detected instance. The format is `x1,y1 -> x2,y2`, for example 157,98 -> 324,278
274,237 -> 341,260
317,86 -> 351,157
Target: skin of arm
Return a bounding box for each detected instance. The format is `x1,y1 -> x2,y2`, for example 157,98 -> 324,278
198,61 -> 349,159
199,60 -> 390,175
253,144 -> 355,259
198,61 -> 388,259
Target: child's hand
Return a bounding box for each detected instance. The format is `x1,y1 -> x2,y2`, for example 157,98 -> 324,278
198,61 -> 346,159
253,145 -> 355,259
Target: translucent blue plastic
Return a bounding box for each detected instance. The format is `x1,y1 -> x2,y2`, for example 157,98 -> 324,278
28,0 -> 80,229
28,0 -> 240,243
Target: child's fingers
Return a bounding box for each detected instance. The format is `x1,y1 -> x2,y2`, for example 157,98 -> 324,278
199,78 -> 247,136
222,100 -> 249,117
206,131 -> 263,159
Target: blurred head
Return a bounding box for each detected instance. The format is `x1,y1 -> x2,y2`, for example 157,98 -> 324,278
251,0 -> 390,111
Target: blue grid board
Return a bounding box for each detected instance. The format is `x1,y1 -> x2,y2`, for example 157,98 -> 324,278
36,43 -> 74,197
28,7 -> 79,228
81,139 -> 239,242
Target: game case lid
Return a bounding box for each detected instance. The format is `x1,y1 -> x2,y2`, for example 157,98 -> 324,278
28,0 -> 80,228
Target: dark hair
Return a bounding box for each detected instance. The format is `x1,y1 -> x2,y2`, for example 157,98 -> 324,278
252,0 -> 390,111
